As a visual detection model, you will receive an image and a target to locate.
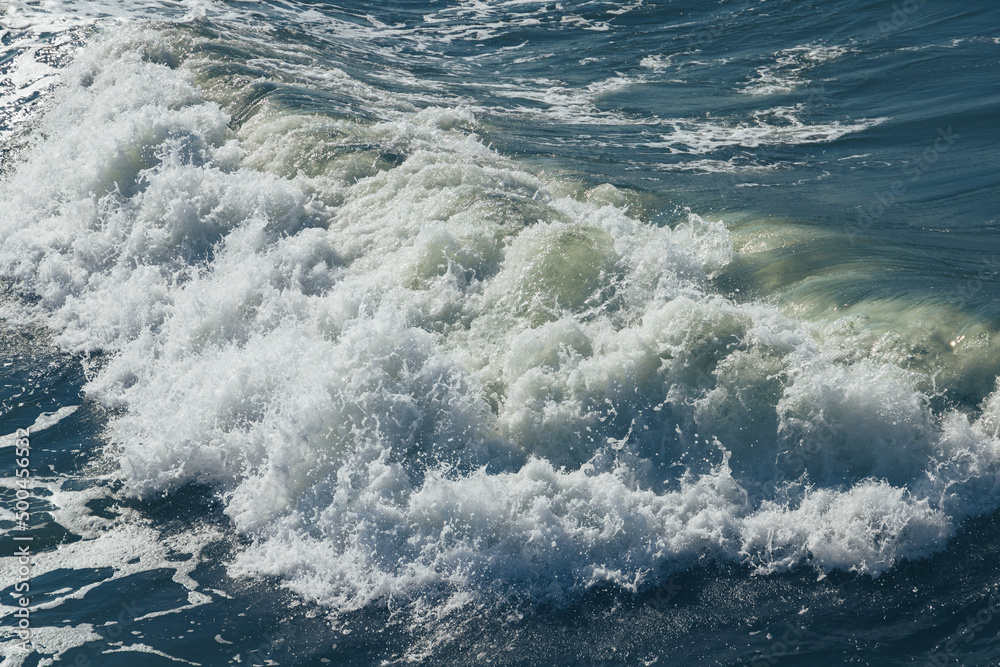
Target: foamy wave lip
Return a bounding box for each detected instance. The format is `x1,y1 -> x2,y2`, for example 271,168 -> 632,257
229,454 -> 749,612
2,21 -> 1000,638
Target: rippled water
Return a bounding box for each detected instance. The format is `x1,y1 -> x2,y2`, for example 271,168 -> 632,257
1,1 -> 999,665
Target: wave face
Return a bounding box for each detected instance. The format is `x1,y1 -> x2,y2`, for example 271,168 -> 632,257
2,1 -> 1000,664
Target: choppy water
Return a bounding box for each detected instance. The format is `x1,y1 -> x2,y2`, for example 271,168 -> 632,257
1,1 -> 999,665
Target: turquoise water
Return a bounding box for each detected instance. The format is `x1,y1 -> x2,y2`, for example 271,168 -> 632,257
1,1 -> 999,664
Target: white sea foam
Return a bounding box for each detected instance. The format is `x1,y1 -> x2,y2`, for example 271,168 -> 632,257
488,74 -> 651,125
647,106 -> 886,154
2,22 -> 1000,646
740,44 -> 850,95
649,157 -> 781,174
0,406 -> 78,449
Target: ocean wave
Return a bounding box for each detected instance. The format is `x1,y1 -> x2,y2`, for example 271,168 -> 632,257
2,21 -> 999,646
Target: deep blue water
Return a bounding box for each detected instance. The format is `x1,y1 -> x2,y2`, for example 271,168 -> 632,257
1,1 -> 1000,665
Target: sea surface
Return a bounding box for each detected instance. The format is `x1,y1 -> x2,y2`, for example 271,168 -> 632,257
1,1 -> 999,665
